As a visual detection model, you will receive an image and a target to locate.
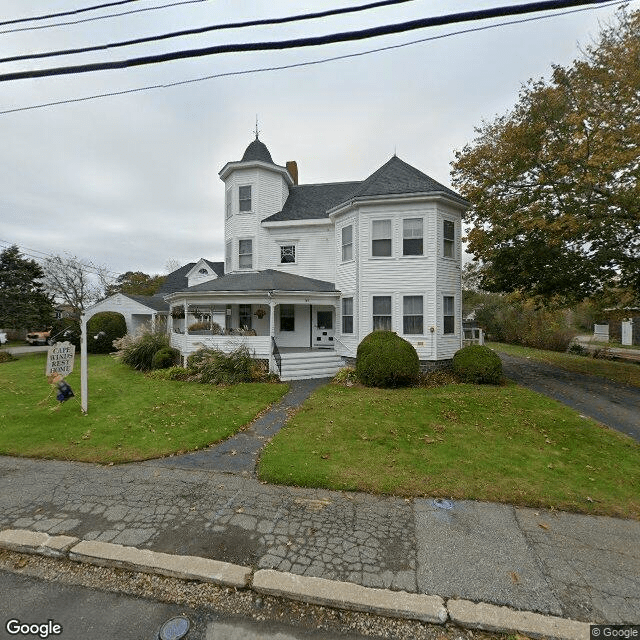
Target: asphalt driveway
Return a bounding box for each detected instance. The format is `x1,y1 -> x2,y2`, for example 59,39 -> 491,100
499,353 -> 640,442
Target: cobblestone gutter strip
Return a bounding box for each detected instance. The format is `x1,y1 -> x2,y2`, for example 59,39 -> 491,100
0,529 -> 591,640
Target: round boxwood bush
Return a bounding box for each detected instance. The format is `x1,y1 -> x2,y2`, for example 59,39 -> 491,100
151,346 -> 179,370
87,312 -> 127,354
452,345 -> 503,385
356,331 -> 420,388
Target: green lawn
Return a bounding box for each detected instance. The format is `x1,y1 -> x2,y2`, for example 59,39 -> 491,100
258,382 -> 640,520
488,341 -> 640,388
0,353 -> 287,463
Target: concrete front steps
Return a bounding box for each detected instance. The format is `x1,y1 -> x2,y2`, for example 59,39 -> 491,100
279,349 -> 344,381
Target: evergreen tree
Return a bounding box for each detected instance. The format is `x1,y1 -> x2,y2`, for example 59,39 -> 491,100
0,245 -> 54,331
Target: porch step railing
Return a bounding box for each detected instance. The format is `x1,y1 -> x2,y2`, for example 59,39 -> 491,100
271,337 -> 282,377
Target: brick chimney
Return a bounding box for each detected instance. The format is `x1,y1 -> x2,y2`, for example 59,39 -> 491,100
286,161 -> 298,185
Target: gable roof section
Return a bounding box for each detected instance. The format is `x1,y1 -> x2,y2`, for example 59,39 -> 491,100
262,181 -> 360,223
178,269 -> 337,293
156,260 -> 223,296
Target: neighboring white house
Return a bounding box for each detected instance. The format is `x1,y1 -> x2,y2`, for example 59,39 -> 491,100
162,136 -> 468,379
86,260 -> 224,335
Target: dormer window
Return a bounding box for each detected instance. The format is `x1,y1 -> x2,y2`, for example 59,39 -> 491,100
238,185 -> 252,212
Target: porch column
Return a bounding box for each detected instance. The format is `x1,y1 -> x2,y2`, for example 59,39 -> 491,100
151,313 -> 156,333
268,297 -> 275,373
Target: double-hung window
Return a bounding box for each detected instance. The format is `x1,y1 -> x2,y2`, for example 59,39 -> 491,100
342,297 -> 353,334
403,218 -> 423,256
443,296 -> 455,334
238,185 -> 252,212
238,239 -> 253,269
371,220 -> 392,257
280,245 -> 296,264
225,188 -> 232,219
280,305 -> 294,331
342,225 -> 353,261
443,219 -> 455,258
225,241 -> 232,272
403,296 -> 423,334
372,296 -> 392,331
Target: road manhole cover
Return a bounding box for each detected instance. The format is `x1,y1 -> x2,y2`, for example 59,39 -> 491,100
158,616 -> 190,640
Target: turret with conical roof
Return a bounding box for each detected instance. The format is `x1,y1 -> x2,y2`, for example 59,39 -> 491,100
241,136 -> 274,164
219,135 -> 294,274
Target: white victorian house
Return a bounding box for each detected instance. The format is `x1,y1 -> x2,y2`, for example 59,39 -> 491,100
163,136 -> 468,380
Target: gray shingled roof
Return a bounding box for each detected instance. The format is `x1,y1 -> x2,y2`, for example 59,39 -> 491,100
262,182 -> 360,223
263,155 -> 464,223
127,295 -> 170,312
241,138 -> 274,164
345,155 -> 461,200
180,269 -> 337,293
155,260 -> 224,296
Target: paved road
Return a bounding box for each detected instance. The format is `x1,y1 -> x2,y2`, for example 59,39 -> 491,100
1,456 -> 638,624
499,353 -> 640,442
0,570 -> 366,640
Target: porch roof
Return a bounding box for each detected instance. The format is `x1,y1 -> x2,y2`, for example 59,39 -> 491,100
166,269 -> 338,298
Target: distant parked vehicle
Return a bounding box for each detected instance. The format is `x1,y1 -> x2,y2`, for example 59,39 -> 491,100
26,330 -> 51,346
0,331 -> 7,345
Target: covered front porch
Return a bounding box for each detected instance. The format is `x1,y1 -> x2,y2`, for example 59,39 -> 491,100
164,270 -> 343,378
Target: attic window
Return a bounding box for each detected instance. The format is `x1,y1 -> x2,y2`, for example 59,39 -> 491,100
198,268 -> 209,275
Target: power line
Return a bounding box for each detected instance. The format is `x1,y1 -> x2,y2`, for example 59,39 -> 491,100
0,0 -> 141,27
1,0 -> 418,64
0,240 -> 119,277
0,0 -> 619,82
0,0 -> 628,115
0,0 -> 208,34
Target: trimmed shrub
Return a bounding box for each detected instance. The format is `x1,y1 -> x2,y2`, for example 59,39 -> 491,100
48,317 -> 81,349
151,346 -> 179,370
452,345 -> 503,385
117,330 -> 171,371
0,351 -> 16,363
356,331 -> 420,388
87,312 -> 127,354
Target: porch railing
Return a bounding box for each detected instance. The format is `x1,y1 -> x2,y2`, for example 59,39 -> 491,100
271,337 -> 282,377
462,327 -> 484,346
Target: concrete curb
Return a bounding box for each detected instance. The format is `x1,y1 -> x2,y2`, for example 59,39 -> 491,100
253,569 -> 448,624
0,529 -> 592,640
69,540 -> 250,589
448,599 -> 590,640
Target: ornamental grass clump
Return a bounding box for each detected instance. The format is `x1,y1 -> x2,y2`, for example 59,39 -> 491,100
187,345 -> 260,384
356,331 -> 420,388
452,345 -> 503,385
115,330 -> 171,372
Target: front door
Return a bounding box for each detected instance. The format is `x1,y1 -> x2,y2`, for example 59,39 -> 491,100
313,307 -> 334,348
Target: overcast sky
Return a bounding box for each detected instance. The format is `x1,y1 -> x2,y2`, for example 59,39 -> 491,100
0,0 -> 633,279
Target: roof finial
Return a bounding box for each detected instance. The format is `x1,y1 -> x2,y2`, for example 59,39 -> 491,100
393,145 -> 397,157
255,115 -> 260,140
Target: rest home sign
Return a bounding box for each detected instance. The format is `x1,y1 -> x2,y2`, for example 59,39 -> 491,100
46,342 -> 75,376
